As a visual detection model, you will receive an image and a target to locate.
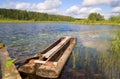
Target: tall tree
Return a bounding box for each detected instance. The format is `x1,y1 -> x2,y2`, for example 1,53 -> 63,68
88,13 -> 104,21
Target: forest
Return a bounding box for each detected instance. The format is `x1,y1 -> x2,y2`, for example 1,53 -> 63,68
0,8 -> 74,21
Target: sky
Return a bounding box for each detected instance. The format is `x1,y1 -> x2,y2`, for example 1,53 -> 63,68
0,0 -> 120,19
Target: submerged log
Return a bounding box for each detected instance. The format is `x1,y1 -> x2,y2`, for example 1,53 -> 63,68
18,36 -> 76,78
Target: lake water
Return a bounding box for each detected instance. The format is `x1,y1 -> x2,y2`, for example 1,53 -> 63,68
0,23 -> 120,79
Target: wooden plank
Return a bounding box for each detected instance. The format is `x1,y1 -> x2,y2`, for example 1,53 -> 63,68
42,36 -> 71,59
34,60 -> 46,64
56,38 -> 76,76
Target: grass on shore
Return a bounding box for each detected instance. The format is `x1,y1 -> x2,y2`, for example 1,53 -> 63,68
1,19 -> 120,27
0,19 -> 69,23
0,19 -> 34,23
71,19 -> 120,26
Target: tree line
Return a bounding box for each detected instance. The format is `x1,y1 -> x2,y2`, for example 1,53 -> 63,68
88,12 -> 120,22
0,8 -> 120,23
0,8 -> 74,21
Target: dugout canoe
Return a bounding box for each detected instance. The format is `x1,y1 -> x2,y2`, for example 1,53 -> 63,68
18,36 -> 76,78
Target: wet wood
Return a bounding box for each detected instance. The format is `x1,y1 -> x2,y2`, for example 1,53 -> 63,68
18,36 -> 76,78
0,44 -> 22,79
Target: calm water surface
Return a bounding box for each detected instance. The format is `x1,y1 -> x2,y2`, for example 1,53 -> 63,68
0,23 -> 120,79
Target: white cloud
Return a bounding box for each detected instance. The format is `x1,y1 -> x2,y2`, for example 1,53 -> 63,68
66,6 -> 91,17
0,0 -> 62,14
66,6 -> 79,15
35,0 -> 62,10
66,5 -> 103,18
89,8 -> 102,13
33,0 -> 62,13
79,7 -> 90,13
103,13 -> 112,19
82,0 -> 111,6
112,7 -> 120,13
82,0 -> 120,7
16,3 -> 30,10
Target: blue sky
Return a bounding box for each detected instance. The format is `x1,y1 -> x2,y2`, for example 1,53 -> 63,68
0,0 -> 120,19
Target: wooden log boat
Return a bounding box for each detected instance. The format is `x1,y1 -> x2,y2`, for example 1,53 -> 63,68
18,36 -> 76,78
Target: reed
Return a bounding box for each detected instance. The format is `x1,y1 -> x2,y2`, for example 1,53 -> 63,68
72,51 -> 76,68
97,30 -> 120,79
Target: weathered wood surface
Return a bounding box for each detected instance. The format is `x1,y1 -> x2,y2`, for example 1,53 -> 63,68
36,37 -> 76,78
0,44 -> 22,79
18,36 -> 76,78
42,36 -> 71,59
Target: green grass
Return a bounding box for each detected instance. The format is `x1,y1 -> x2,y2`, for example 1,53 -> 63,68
71,19 -> 120,26
0,19 -> 34,23
0,19 -> 70,23
1,19 -> 120,27
98,30 -> 120,79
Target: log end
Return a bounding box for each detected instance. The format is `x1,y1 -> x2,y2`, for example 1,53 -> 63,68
36,65 -> 58,78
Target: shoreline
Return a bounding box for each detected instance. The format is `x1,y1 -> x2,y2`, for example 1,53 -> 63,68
0,20 -> 70,23
0,19 -> 120,26
71,20 -> 120,26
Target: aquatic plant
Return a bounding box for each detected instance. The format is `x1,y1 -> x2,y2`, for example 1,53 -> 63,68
97,30 -> 120,79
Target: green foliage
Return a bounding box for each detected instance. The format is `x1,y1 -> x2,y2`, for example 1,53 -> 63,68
110,31 -> 120,57
72,14 -> 120,26
88,13 -> 104,21
109,15 -> 120,23
0,8 -> 75,21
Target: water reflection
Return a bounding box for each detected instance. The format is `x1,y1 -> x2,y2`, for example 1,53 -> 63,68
0,23 -> 120,79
